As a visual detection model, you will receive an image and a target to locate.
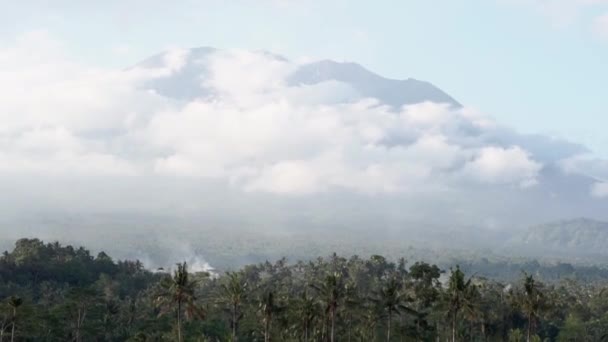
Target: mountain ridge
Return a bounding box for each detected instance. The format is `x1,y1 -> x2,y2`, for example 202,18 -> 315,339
508,218 -> 608,259
135,46 -> 461,107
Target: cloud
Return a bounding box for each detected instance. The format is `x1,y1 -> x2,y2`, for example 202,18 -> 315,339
6,30 -> 608,212
559,154 -> 608,179
1,29 -> 608,240
592,12 -> 608,39
144,93 -> 542,194
162,48 -> 191,73
0,126 -> 136,176
591,182 -> 608,198
0,32 -> 548,197
462,146 -> 542,187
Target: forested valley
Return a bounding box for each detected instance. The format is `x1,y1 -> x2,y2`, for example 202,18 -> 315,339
2,238 -> 608,341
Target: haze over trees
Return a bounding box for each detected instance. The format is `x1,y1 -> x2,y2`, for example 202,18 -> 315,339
2,238 -> 608,341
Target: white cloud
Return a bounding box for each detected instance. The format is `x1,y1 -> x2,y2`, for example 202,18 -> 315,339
0,31 -> 556,198
591,182 -> 608,198
592,13 -> 608,39
0,125 -> 137,176
245,160 -> 323,194
462,146 -> 542,187
559,154 -> 608,179
162,48 -> 190,73
203,49 -> 297,105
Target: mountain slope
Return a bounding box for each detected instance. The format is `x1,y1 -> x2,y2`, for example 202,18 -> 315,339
135,47 -> 460,107
513,218 -> 608,258
286,59 -> 460,107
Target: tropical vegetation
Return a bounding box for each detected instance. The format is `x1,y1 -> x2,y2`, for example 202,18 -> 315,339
2,238 -> 608,341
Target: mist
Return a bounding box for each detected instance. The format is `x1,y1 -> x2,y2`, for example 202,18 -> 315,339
1,32 -> 608,269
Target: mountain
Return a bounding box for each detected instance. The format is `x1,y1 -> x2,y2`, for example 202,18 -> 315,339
286,59 -> 461,107
120,47 -> 608,230
1,46 -> 604,269
135,46 -> 460,107
510,218 -> 608,259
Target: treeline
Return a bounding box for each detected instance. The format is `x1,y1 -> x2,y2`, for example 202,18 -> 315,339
1,239 -> 608,341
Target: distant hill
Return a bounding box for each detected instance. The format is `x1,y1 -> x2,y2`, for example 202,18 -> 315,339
510,218 -> 608,258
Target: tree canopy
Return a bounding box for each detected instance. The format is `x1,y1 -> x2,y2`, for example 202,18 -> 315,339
1,238 -> 608,341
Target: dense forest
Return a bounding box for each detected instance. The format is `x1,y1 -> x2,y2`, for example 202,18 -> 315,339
2,239 -> 608,341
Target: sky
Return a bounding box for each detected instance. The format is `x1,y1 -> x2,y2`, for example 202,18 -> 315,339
2,0 -> 607,156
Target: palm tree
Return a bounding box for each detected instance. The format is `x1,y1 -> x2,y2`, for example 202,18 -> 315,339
311,272 -> 344,342
509,328 -> 524,342
102,300 -> 120,340
343,282 -> 360,342
221,272 -> 248,342
446,266 -> 476,342
156,262 -> 205,342
0,305 -> 11,342
409,262 -> 442,341
259,291 -> 282,342
373,276 -> 415,342
462,282 -> 482,340
64,287 -> 97,342
7,296 -> 22,342
357,302 -> 379,341
292,290 -> 318,342
517,274 -> 545,342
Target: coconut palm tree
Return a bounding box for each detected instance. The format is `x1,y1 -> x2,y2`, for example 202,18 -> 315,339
221,272 -> 248,342
156,262 -> 205,342
357,302 -> 379,342
0,305 -> 11,342
445,266 -> 477,342
259,291 -> 283,342
102,300 -> 120,340
517,274 -> 545,342
509,328 -> 524,342
7,296 -> 22,342
311,272 -> 344,342
343,282 -> 360,342
292,290 -> 318,342
373,276 -> 416,342
462,282 -> 482,340
409,262 -> 442,341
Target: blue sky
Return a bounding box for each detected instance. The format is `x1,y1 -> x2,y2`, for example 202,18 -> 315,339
2,0 -> 608,156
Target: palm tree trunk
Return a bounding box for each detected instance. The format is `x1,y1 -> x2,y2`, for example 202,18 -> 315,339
415,316 -> 419,342
402,315 -> 406,342
451,311 -> 456,342
436,322 -> 441,342
527,314 -> 531,342
74,306 -> 87,342
177,299 -> 183,342
264,315 -> 270,342
232,303 -> 238,342
76,309 -> 80,342
321,317 -> 326,342
387,311 -> 392,342
330,308 -> 336,342
10,307 -> 16,342
347,314 -> 352,342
